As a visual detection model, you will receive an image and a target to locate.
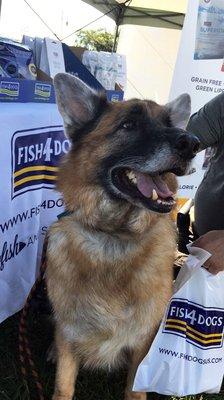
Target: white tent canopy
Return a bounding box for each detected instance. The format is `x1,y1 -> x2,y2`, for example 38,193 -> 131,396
82,0 -> 187,30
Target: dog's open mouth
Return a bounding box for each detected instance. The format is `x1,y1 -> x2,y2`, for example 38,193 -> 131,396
112,168 -> 176,213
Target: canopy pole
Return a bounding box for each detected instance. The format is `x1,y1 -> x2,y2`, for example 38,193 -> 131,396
112,2 -> 127,52
112,23 -> 120,52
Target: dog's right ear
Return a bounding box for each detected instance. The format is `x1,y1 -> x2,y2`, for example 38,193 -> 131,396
54,73 -> 107,139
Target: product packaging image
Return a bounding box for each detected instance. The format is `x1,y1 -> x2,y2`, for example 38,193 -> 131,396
0,38 -> 37,79
194,0 -> 224,60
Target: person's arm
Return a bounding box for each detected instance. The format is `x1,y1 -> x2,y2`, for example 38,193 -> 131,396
193,230 -> 224,274
187,93 -> 224,150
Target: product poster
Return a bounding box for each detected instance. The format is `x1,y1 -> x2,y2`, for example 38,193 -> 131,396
170,0 -> 224,199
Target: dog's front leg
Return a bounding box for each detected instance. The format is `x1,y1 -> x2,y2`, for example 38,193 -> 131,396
53,329 -> 79,400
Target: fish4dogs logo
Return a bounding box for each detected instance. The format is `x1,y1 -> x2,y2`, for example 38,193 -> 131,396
0,81 -> 19,97
163,298 -> 224,350
11,125 -> 71,198
34,83 -> 51,99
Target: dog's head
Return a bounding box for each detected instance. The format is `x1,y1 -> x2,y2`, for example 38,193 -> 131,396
54,73 -> 199,221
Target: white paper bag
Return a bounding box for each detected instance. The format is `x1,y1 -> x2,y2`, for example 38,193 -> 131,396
39,38 -> 65,78
133,246 -> 224,397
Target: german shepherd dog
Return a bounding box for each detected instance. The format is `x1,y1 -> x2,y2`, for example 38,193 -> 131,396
46,73 -> 199,400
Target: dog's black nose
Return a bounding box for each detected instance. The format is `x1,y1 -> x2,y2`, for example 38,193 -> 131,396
175,133 -> 200,159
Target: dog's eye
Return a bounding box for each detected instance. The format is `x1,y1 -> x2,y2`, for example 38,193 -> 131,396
122,121 -> 137,130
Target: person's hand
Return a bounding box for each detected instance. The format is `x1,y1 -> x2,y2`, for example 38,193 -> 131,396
193,230 -> 224,274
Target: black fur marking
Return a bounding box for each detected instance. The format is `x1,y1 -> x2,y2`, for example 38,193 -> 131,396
107,104 -> 154,138
159,111 -> 173,128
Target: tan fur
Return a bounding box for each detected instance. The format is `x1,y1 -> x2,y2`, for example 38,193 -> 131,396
46,98 -> 177,400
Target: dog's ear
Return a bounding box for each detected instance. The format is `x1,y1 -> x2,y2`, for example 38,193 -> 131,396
165,94 -> 191,129
54,73 -> 107,138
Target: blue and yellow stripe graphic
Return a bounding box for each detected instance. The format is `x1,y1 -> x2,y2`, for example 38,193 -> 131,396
13,165 -> 58,193
164,318 -> 223,347
0,87 -> 19,96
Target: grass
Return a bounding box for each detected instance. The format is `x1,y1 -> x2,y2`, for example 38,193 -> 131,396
0,301 -> 223,400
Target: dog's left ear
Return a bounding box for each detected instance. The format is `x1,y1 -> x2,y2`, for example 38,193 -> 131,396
165,93 -> 191,129
54,73 -> 107,137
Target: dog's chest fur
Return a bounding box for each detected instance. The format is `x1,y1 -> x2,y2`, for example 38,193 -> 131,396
47,215 -> 175,369
61,283 -> 157,369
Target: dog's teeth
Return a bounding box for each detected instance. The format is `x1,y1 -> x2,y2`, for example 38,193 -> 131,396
127,171 -> 136,180
152,189 -> 158,201
126,170 -> 137,184
155,198 -> 175,206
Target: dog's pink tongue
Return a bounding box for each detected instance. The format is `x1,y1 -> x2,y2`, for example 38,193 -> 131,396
153,175 -> 174,199
136,173 -> 154,197
135,173 -> 173,199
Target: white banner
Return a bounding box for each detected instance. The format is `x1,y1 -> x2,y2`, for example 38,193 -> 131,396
170,0 -> 224,199
0,103 -> 69,323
